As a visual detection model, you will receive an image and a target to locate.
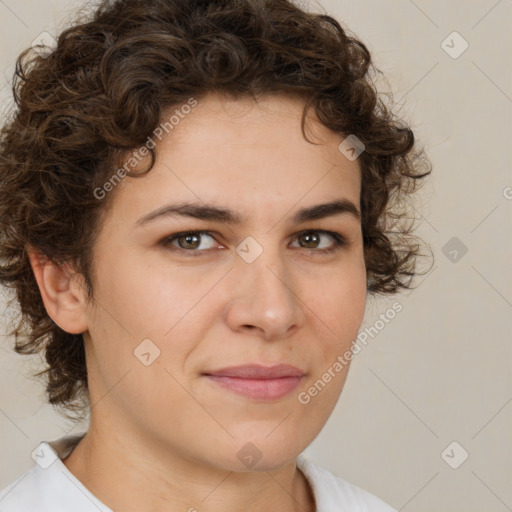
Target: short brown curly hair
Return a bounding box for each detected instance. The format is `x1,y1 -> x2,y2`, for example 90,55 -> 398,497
0,0 -> 432,420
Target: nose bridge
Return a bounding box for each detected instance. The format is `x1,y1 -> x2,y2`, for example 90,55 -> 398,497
225,234 -> 303,339
240,236 -> 295,308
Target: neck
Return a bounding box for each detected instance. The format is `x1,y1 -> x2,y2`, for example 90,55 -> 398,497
63,421 -> 315,512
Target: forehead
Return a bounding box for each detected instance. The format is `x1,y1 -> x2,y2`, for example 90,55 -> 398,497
101,93 -> 361,230
167,92 -> 348,154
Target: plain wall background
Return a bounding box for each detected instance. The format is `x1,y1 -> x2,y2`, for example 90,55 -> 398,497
1,1 -> 511,511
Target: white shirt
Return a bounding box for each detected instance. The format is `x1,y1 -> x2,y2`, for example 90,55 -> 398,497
0,433 -> 396,511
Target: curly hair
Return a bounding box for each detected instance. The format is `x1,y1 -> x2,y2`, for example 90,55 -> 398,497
0,0 -> 432,420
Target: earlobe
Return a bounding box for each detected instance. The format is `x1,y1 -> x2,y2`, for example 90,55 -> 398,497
27,247 -> 89,335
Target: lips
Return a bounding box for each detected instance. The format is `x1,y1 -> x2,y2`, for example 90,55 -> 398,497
204,364 -> 306,379
203,364 -> 306,401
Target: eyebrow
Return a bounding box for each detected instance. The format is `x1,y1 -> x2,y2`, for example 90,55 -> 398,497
135,198 -> 361,227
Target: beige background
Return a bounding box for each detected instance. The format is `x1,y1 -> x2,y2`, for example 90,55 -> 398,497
1,1 -> 511,510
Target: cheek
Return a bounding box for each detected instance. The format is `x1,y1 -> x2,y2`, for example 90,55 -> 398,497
95,253 -> 204,337
86,255 -> 213,390
303,260 -> 366,339
297,267 -> 366,413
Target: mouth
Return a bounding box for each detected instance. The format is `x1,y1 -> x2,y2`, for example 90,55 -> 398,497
202,364 -> 306,401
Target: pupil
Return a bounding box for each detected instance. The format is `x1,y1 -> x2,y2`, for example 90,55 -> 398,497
182,234 -> 199,249
302,233 -> 318,248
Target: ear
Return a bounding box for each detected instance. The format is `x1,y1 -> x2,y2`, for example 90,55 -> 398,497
27,247 -> 89,335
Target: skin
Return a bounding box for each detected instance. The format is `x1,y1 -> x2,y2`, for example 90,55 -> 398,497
29,92 -> 367,512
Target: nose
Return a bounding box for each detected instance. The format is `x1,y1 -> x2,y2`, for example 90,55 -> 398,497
223,246 -> 305,341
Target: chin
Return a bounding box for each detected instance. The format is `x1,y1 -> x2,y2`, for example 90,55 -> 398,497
205,428 -> 311,473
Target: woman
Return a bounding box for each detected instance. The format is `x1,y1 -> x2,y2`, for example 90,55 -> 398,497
0,0 -> 431,510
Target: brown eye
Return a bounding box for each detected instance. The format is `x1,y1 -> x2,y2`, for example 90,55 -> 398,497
161,229 -> 348,257
163,231 -> 217,252
176,233 -> 201,250
292,230 -> 348,254
298,232 -> 321,248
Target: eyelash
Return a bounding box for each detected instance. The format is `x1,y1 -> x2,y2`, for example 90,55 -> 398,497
161,230 -> 349,257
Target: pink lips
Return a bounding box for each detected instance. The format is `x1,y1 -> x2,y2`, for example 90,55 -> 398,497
204,364 -> 305,401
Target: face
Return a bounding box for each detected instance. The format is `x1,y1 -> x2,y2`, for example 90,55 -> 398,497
82,92 -> 367,472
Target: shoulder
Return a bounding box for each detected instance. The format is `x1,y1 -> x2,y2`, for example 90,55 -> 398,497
297,456 -> 397,512
0,463 -> 55,512
0,437 -> 111,512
